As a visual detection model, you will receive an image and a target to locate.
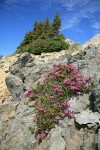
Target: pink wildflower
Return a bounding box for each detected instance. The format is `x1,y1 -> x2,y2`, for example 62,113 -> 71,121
64,110 -> 69,114
45,130 -> 49,134
76,92 -> 81,95
64,79 -> 70,84
60,113 -> 65,117
55,72 -> 61,77
24,88 -> 32,98
68,110 -> 74,117
37,133 -> 46,139
55,116 -> 61,120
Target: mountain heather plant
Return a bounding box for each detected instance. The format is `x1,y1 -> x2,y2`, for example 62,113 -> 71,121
24,63 -> 91,142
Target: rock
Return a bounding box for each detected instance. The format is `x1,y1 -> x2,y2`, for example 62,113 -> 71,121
0,68 -> 12,104
69,94 -> 90,112
28,101 -> 35,107
8,110 -> 16,119
92,84 -> 100,113
0,102 -> 19,143
0,97 -> 36,150
25,58 -> 35,67
82,34 -> 100,49
75,110 -> 100,125
84,45 -> 99,58
97,129 -> 100,150
5,74 -> 23,101
49,129 -> 66,150
9,52 -> 31,75
67,43 -> 83,55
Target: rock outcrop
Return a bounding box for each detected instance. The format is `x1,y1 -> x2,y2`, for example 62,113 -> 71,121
0,35 -> 100,150
0,55 -> 19,104
82,34 -> 100,49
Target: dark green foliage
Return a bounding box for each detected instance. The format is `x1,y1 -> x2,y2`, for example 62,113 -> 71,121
52,12 -> 61,35
16,12 -> 69,55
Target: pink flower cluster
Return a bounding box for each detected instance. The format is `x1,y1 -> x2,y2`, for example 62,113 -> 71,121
64,73 -> 89,94
62,101 -> 70,107
55,109 -> 74,120
55,71 -> 62,77
64,109 -> 74,117
29,63 -> 91,141
37,130 -> 50,139
39,106 -> 47,112
24,88 -> 32,98
37,133 -> 46,139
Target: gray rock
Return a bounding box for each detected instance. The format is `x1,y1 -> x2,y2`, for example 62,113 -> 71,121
97,129 -> 100,150
0,98 -> 35,150
93,84 -> 100,113
0,102 -> 19,144
69,94 -> 90,112
5,74 -> 23,101
25,58 -> 35,67
49,129 -> 66,150
75,110 -> 100,125
84,45 -> 99,58
9,52 -> 31,75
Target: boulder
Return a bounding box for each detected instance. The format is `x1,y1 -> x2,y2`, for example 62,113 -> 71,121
92,84 -> 100,113
0,98 -> 35,150
5,74 -> 23,101
97,129 -> 100,150
84,45 -> 99,58
9,52 -> 31,75
69,94 -> 90,112
75,110 -> 100,125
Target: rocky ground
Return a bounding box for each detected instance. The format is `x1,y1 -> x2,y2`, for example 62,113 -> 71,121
0,34 -> 100,150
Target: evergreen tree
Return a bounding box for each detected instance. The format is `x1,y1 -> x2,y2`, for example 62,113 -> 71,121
16,12 -> 68,55
44,17 -> 50,35
33,22 -> 44,39
33,21 -> 38,32
52,12 -> 61,35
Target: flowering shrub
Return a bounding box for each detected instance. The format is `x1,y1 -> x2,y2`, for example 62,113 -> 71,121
24,63 -> 91,142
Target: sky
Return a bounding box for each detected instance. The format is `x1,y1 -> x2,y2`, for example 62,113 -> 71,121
0,0 -> 100,56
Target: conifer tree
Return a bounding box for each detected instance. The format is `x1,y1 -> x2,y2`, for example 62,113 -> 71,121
33,21 -> 38,32
52,12 -> 61,35
44,17 -> 50,35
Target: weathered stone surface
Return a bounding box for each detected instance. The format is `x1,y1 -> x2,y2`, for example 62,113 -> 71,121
49,129 -> 66,150
69,94 -> 90,112
5,74 -> 23,101
9,52 -> 31,75
0,102 -> 19,143
97,129 -> 100,150
37,117 -> 97,150
82,34 -> 100,48
84,45 -> 99,58
93,84 -> 100,113
75,110 -> 100,125
0,55 -> 18,104
0,98 -> 35,150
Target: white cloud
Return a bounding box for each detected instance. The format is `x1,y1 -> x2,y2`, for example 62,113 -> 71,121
92,22 -> 100,30
60,0 -> 90,10
5,0 -> 17,4
61,0 -> 100,30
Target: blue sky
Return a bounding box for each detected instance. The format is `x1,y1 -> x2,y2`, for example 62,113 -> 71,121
0,0 -> 100,56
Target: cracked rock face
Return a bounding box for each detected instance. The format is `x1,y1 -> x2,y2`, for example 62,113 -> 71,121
5,74 -> 23,101
93,84 -> 100,113
75,110 -> 100,125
